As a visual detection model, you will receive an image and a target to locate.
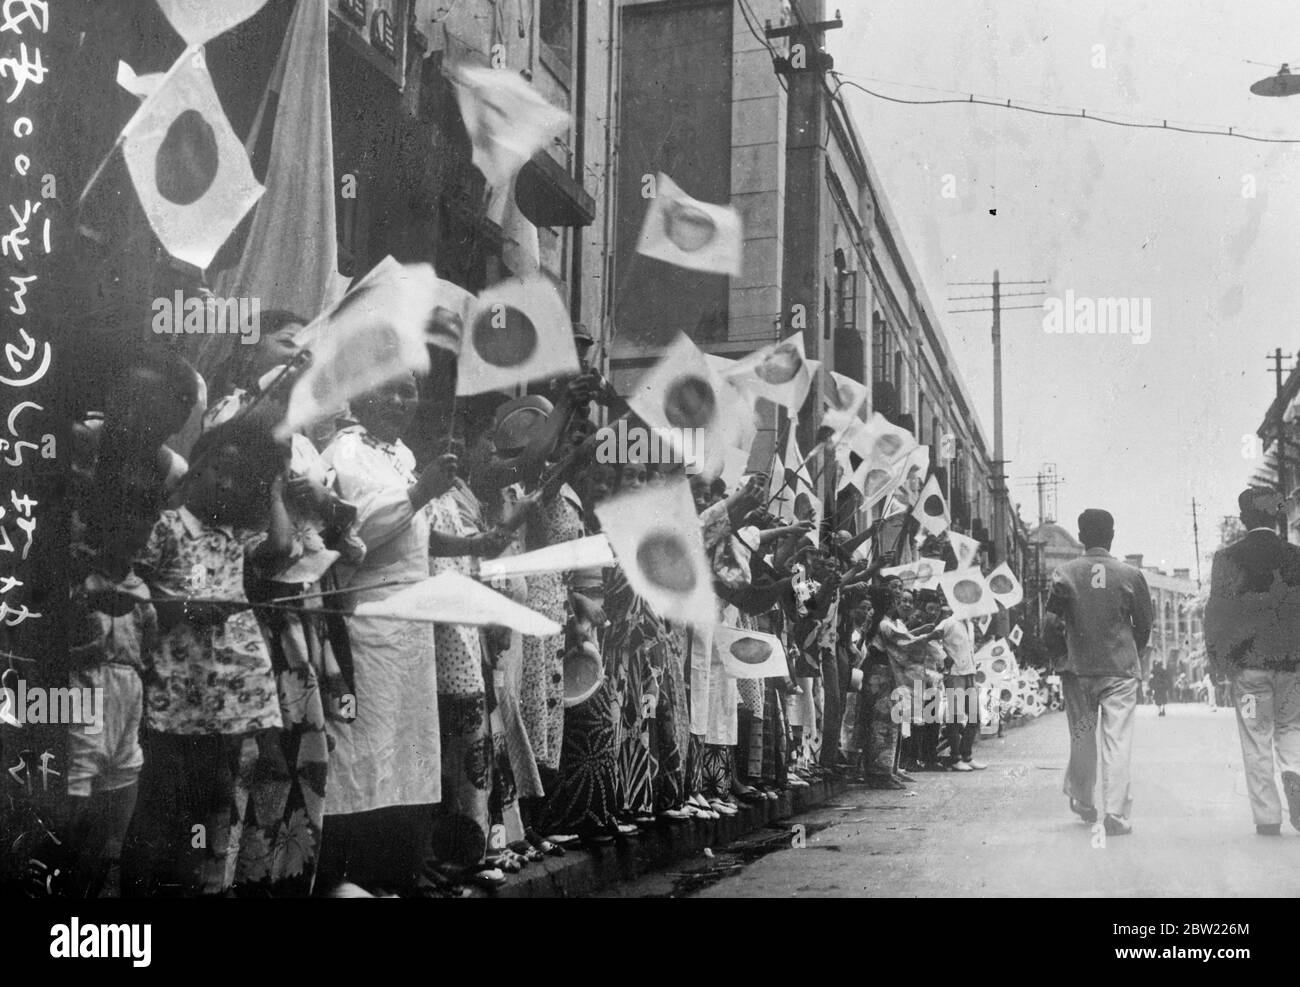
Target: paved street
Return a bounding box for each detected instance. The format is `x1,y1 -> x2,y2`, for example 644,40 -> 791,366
600,705 -> 1300,898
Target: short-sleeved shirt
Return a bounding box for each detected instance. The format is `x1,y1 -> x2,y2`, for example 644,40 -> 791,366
937,616 -> 975,676
138,506 -> 283,735
1046,547 -> 1151,678
68,568 -> 158,673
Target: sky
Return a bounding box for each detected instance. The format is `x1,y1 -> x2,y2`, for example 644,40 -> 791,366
830,0 -> 1300,576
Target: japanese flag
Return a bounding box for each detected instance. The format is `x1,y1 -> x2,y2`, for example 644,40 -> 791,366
719,333 -> 813,412
854,413 -> 917,466
823,371 -> 869,437
938,567 -> 999,621
986,562 -> 1024,609
948,531 -> 980,570
453,65 -> 570,193
355,571 -> 561,636
912,474 -> 949,535
156,0 -> 269,47
277,257 -> 438,439
456,275 -> 579,396
636,173 -> 743,276
882,494 -> 908,519
595,479 -> 716,629
879,559 -> 941,591
627,334 -> 750,479
1008,624 -> 1024,646
899,445 -> 931,502
770,428 -> 822,545
119,48 -> 264,270
849,414 -> 917,503
714,625 -> 789,679
974,638 -> 1017,680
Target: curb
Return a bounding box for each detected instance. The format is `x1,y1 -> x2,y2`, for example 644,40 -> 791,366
492,778 -> 846,898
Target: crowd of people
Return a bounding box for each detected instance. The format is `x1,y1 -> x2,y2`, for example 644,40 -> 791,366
58,316 -> 1012,899
1145,661 -> 1221,713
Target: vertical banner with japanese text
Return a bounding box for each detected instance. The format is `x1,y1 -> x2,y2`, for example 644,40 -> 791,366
0,0 -> 68,854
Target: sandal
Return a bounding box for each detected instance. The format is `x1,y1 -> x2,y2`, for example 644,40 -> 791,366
486,848 -> 526,873
459,863 -> 508,891
525,828 -> 567,857
508,839 -> 544,863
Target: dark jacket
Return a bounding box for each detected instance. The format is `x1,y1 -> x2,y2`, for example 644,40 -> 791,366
1205,528 -> 1300,675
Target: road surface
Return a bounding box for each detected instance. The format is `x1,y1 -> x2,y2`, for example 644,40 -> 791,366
599,703 -> 1300,897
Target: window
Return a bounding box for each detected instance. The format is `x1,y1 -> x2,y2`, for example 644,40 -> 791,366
540,0 -> 574,79
836,269 -> 857,332
872,312 -> 892,383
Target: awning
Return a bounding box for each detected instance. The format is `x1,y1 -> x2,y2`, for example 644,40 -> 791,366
515,151 -> 596,228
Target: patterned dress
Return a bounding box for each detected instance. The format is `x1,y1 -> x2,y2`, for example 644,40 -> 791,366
519,487 -> 583,774
596,567 -> 685,816
238,436 -> 366,895
427,490 -> 492,867
126,506 -> 287,895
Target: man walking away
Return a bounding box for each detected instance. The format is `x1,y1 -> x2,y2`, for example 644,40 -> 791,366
1205,488 -> 1300,836
1043,509 -> 1152,837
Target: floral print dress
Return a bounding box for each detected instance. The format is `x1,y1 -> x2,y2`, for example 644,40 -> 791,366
427,490 -> 493,867
519,486 -> 584,774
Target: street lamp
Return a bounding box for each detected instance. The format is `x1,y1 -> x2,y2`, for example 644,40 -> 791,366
1250,64 -> 1300,97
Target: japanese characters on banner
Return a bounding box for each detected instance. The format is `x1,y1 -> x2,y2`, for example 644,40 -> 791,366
0,1 -> 62,805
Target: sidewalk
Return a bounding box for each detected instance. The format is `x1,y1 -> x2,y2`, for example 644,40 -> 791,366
495,778 -> 845,898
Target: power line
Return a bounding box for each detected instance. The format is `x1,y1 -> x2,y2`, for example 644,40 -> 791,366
948,290 -> 1045,301
737,0 -> 789,93
948,303 -> 1044,314
830,74 -> 1300,145
949,280 -> 1047,286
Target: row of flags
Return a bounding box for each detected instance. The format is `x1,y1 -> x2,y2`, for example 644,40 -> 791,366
92,3 -> 1029,640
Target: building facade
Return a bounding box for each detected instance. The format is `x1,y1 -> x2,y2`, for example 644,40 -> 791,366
611,0 -> 1027,571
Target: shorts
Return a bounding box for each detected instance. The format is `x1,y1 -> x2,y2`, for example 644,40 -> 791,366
67,664 -> 144,797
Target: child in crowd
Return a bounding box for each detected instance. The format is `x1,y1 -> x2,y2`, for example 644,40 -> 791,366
64,467 -> 161,898
121,419 -> 296,897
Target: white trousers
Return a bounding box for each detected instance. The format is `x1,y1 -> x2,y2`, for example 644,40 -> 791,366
1231,669 -> 1300,827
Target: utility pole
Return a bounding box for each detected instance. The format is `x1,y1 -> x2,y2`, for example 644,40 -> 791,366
771,0 -> 841,490
1268,349 -> 1293,540
1191,497 -> 1203,590
992,270 -> 1005,562
947,273 -> 1046,563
